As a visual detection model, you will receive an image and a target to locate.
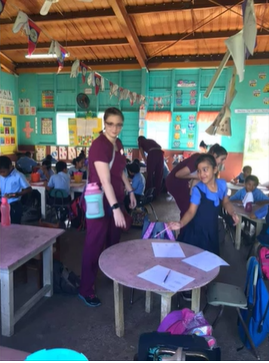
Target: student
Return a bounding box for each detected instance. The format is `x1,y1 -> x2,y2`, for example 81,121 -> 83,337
230,175 -> 269,219
17,151 -> 38,174
47,161 -> 70,195
232,165 -> 252,184
68,156 -> 87,180
199,140 -> 208,153
38,160 -> 54,181
168,154 -> 239,256
0,156 -> 32,224
138,136 -> 164,197
43,154 -> 57,164
124,161 -> 145,211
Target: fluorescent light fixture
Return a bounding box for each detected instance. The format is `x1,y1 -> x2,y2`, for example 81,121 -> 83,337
25,53 -> 70,59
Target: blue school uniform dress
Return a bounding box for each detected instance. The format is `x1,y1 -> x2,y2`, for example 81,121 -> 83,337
0,168 -> 30,224
177,179 -> 227,255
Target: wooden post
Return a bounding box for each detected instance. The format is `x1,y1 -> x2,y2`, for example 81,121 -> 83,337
160,294 -> 172,322
191,288 -> 201,313
43,244 -> 53,297
145,291 -> 153,313
235,215 -> 242,250
114,281 -> 124,337
1,270 -> 14,336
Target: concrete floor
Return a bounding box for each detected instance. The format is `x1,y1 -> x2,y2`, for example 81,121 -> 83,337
1,195 -> 269,361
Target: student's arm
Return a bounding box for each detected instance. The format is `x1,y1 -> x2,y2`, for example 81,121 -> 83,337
222,196 -> 239,225
122,171 -> 136,209
94,161 -> 126,228
139,147 -> 147,163
16,187 -> 32,197
229,189 -> 243,201
168,203 -> 198,230
46,176 -> 54,191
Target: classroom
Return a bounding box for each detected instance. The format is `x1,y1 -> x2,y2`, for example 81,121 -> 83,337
0,0 -> 269,361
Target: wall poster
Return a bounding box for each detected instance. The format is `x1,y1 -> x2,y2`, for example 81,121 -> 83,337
41,117 -> 53,135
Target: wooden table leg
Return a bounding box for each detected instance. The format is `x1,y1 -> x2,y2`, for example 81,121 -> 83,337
43,244 -> 53,297
145,291 -> 152,313
255,221 -> 263,236
0,270 -> 14,336
160,294 -> 172,322
191,288 -> 201,313
235,215 -> 242,250
113,281 -> 124,337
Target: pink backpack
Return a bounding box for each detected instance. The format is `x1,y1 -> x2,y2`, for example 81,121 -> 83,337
259,246 -> 269,279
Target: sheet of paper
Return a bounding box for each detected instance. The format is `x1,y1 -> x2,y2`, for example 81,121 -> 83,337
152,242 -> 185,258
182,251 -> 229,272
137,265 -> 194,292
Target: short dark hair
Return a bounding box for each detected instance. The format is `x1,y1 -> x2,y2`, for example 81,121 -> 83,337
104,107 -> 124,122
138,136 -> 146,142
45,155 -> 52,162
72,156 -> 82,166
25,151 -> 31,157
199,140 -> 208,149
243,165 -> 252,173
0,156 -> 12,170
208,144 -> 228,158
195,154 -> 217,169
56,161 -> 67,173
245,175 -> 259,186
42,160 -> 51,169
127,162 -> 140,174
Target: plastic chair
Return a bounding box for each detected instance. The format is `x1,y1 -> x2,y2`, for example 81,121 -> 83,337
136,187 -> 158,221
49,189 -> 71,225
203,259 -> 260,359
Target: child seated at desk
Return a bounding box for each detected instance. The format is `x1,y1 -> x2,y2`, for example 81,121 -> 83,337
232,165 -> 252,184
68,156 -> 87,180
38,160 -> 54,181
124,161 -> 145,212
230,175 -> 269,219
0,156 -> 32,224
16,151 -> 38,174
47,161 -> 70,196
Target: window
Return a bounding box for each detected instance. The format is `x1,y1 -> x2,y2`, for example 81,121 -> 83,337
146,121 -> 170,149
56,112 -> 75,145
197,121 -> 221,150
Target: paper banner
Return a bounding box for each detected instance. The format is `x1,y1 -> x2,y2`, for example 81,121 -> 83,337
57,46 -> 68,73
28,19 -> 41,56
70,59 -> 80,78
225,30 -> 245,82
94,73 -> 102,95
242,0 -> 257,56
0,0 -> 7,15
109,82 -> 118,98
12,11 -> 29,34
80,61 -> 88,83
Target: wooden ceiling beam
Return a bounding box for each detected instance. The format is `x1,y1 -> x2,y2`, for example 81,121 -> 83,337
3,0 -> 266,25
0,52 -> 17,75
108,0 -> 147,69
1,29 -> 267,51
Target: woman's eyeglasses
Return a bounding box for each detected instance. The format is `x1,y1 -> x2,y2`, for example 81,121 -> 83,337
105,122 -> 123,129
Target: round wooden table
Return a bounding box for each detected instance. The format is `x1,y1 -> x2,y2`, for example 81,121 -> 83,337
99,239 -> 220,337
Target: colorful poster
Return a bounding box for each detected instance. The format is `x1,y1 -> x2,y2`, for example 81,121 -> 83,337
41,117 -> 53,134
35,145 -> 46,161
41,90 -> 54,108
171,113 -> 197,150
0,114 -> 17,155
68,117 -> 102,147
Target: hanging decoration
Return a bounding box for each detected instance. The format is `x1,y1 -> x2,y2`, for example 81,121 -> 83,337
0,0 -> 7,15
109,82 -> 119,98
80,61 -> 88,83
48,40 -> 68,73
94,73 -> 102,95
12,11 -> 29,34
70,59 -> 80,78
28,19 -> 41,56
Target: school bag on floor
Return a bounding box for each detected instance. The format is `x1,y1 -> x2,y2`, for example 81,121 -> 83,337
142,215 -> 175,240
258,246 -> 269,279
238,257 -> 269,349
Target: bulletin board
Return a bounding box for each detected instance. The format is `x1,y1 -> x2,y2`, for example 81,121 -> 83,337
68,117 -> 102,147
171,112 -> 197,150
0,115 -> 17,155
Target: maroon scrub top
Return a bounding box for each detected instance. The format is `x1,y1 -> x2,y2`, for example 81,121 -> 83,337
88,133 -> 126,202
138,138 -> 161,153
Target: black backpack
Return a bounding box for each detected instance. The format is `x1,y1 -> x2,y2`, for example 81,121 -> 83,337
53,260 -> 80,295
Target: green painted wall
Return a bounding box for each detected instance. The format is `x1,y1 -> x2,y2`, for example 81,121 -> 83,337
1,64 -> 268,151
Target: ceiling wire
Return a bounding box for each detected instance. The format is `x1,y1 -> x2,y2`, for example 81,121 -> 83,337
147,2 -> 241,61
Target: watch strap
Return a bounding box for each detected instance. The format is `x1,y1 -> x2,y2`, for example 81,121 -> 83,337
111,203 -> 120,210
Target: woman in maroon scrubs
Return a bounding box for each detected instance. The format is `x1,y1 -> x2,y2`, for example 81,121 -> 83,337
138,136 -> 164,197
166,144 -> 228,218
79,108 -> 136,307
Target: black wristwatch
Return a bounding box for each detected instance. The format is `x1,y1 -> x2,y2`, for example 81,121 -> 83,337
111,203 -> 120,210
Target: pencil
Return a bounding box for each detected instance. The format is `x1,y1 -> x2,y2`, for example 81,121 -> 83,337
163,269 -> 171,283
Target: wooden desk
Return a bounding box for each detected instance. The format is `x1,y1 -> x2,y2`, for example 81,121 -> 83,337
0,224 -> 64,336
99,239 -> 220,337
227,182 -> 269,196
232,203 -> 266,250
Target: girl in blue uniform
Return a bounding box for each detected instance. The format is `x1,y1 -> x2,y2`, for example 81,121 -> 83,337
169,154 -> 239,255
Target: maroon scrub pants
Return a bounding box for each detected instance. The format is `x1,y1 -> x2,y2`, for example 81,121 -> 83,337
79,211 -> 121,297
146,149 -> 164,197
165,176 -> 191,218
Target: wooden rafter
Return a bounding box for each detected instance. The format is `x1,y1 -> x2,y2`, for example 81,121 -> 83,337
0,52 -> 17,75
3,30 -> 267,52
108,0 -> 147,69
2,0 -> 266,25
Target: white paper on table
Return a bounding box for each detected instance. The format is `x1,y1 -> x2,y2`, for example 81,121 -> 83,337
152,242 -> 185,258
137,265 -> 194,292
242,191 -> 254,208
182,251 -> 229,272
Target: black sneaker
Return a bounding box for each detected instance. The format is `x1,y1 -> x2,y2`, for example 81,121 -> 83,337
78,294 -> 101,307
181,290 -> 192,301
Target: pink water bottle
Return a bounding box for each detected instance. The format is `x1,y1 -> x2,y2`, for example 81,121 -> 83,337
84,183 -> 104,219
1,197 -> 11,226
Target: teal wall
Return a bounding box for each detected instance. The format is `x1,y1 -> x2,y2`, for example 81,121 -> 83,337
1,64 -> 268,151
